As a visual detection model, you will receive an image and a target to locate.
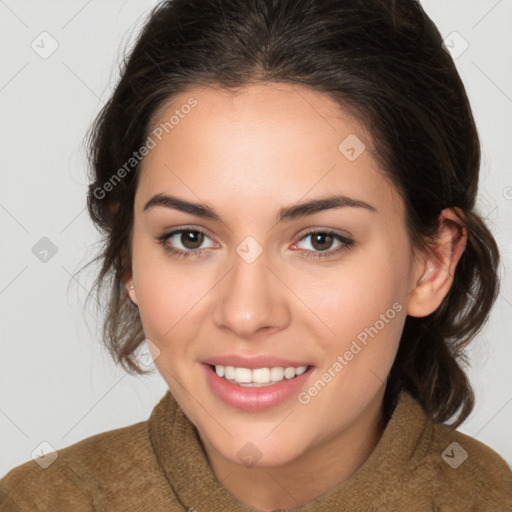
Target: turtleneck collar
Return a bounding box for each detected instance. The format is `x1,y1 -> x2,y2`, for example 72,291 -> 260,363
147,389 -> 432,511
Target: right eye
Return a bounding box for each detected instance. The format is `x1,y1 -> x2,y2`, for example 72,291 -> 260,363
156,227 -> 218,258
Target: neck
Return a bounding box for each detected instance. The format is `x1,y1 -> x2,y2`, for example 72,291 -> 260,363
198,387 -> 386,511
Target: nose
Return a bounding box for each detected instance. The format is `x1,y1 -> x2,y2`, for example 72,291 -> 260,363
212,248 -> 291,339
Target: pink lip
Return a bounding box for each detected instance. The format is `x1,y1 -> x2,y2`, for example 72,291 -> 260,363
202,363 -> 314,412
202,354 -> 310,369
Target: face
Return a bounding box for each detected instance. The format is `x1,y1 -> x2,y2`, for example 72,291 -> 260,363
127,82 -> 423,467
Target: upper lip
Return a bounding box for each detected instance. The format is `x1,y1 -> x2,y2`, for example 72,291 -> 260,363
202,354 -> 311,369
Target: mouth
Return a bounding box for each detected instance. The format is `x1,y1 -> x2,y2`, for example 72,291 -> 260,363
202,362 -> 315,412
209,363 -> 309,387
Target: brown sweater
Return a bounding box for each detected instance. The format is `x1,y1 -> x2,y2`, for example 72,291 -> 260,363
1,390 -> 511,511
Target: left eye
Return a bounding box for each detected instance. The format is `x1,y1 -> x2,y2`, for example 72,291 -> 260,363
292,230 -> 354,258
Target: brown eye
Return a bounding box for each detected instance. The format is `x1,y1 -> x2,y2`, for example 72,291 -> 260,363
180,230 -> 204,250
309,232 -> 335,251
293,229 -> 355,260
156,227 -> 217,259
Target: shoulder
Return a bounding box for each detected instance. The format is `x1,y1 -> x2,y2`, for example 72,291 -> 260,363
0,420 -> 159,511
424,418 -> 512,510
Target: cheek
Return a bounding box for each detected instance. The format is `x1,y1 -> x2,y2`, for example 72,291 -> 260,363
130,237 -> 212,348
298,235 -> 411,360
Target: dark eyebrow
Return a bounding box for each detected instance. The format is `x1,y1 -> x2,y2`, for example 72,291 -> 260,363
143,193 -> 222,220
143,193 -> 376,222
277,194 -> 376,221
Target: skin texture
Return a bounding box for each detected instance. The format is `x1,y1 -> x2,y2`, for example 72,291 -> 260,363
125,82 -> 467,510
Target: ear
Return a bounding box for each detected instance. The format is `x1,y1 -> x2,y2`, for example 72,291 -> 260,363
407,208 -> 467,318
124,275 -> 138,306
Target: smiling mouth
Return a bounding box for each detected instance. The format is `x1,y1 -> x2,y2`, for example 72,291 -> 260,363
208,364 -> 310,387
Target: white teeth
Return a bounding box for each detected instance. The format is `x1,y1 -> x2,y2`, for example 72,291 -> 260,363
252,368 -> 270,384
284,367 -> 296,379
213,364 -> 309,386
270,367 -> 284,381
295,365 -> 307,376
225,366 -> 235,380
235,367 -> 252,383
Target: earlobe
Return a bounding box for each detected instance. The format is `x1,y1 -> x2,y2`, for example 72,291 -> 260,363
125,278 -> 138,306
407,208 -> 467,318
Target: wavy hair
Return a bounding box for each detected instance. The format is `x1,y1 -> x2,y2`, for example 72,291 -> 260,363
84,0 -> 500,428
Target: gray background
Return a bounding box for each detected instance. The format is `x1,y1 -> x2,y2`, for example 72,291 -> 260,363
1,0 -> 511,477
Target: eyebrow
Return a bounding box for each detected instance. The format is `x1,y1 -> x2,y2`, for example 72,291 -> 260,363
143,192 -> 377,222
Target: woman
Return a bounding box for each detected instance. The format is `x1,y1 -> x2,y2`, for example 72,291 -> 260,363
1,0 -> 511,510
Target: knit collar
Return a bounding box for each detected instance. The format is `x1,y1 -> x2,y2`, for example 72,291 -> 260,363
148,389 -> 432,511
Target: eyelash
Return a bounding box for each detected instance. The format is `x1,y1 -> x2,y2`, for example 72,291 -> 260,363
156,228 -> 355,260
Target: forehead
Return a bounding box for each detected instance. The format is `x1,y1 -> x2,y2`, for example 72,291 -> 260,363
136,82 -> 404,221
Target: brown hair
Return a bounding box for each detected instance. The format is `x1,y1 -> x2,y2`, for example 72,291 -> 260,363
84,0 -> 500,428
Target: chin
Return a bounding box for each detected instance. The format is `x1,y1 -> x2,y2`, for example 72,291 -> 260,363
202,424 -> 310,468
223,441 -> 305,468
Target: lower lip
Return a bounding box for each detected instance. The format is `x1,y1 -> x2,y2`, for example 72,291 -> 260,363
202,364 -> 314,412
